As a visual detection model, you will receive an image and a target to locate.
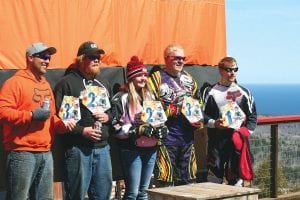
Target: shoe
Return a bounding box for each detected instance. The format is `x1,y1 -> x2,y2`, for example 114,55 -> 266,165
243,180 -> 251,187
207,171 -> 223,184
234,179 -> 243,187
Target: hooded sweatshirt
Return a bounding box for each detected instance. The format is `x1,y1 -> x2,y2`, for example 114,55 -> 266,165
0,70 -> 65,151
54,68 -> 113,148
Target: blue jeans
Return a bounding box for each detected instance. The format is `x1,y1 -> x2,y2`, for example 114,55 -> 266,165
121,148 -> 157,200
5,151 -> 53,200
63,145 -> 112,200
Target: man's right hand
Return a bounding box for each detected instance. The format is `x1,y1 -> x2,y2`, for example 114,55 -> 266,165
32,108 -> 50,121
82,127 -> 102,142
214,118 -> 229,129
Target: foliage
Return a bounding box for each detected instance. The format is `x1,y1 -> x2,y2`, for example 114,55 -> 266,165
254,160 -> 288,198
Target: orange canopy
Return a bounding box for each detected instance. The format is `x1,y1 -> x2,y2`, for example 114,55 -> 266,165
0,0 -> 226,69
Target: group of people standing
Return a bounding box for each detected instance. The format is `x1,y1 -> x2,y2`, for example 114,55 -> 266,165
0,41 -> 257,200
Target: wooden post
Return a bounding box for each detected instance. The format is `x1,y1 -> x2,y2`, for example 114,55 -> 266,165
194,127 -> 208,182
270,124 -> 278,198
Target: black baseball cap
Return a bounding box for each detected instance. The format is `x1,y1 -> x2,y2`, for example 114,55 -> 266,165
77,41 -> 105,56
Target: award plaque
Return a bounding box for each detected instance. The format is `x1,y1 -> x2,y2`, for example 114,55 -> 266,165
182,96 -> 203,123
58,96 -> 81,123
141,101 -> 167,127
81,85 -> 111,113
220,102 -> 246,130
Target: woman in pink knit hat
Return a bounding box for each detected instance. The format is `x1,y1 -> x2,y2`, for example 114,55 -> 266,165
111,56 -> 168,199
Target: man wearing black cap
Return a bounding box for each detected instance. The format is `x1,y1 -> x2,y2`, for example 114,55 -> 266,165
54,41 -> 113,200
0,42 -> 75,199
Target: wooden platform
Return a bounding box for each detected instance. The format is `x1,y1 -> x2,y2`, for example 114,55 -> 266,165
147,182 -> 261,200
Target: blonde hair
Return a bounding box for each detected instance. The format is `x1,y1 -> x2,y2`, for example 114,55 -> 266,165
128,81 -> 151,113
164,44 -> 184,58
75,55 -> 85,66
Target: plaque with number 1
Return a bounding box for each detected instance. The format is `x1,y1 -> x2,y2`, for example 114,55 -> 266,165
220,102 -> 246,130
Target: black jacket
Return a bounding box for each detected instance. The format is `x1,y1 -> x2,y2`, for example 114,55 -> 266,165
54,68 -> 113,148
202,82 -> 257,136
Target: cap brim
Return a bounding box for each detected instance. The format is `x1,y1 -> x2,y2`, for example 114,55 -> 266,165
39,47 -> 57,55
84,48 -> 105,55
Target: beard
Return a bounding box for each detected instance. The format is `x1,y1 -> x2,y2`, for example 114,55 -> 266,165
84,64 -> 100,77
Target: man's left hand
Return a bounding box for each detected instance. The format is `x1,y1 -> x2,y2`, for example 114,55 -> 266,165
64,119 -> 77,131
191,120 -> 204,128
93,112 -> 109,123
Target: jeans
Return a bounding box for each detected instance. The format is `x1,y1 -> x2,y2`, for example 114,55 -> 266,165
121,148 -> 157,200
5,151 -> 53,200
64,145 -> 112,200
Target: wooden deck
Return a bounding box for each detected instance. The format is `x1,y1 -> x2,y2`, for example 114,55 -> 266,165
147,182 -> 261,200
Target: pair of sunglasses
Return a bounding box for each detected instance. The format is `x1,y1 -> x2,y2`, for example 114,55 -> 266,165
85,54 -> 101,61
168,56 -> 186,61
220,67 -> 238,73
33,54 -> 51,60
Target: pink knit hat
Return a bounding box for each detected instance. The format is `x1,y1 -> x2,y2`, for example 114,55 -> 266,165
126,56 -> 148,81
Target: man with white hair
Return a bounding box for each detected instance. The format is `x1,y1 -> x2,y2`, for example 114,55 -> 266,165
148,44 -> 202,187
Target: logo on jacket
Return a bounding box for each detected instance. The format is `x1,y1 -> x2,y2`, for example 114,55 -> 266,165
226,90 -> 242,102
32,88 -> 51,105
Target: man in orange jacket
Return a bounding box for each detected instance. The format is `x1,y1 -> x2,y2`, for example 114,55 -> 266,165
0,42 -> 75,199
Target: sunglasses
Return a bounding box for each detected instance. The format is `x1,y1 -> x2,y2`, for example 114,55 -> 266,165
33,54 -> 51,60
220,67 -> 238,73
168,56 -> 186,61
85,54 -> 101,61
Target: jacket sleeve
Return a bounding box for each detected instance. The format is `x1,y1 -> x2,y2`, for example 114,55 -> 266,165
0,79 -> 32,125
243,91 -> 257,133
201,83 -> 220,128
103,78 -> 113,124
147,70 -> 161,101
111,92 -> 132,139
52,115 -> 68,134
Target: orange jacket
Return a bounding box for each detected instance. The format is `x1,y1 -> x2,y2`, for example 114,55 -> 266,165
0,70 -> 65,151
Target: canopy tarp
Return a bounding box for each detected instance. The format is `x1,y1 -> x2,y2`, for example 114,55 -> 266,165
0,0 -> 226,69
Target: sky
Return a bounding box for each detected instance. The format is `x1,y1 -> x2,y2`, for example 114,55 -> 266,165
226,0 -> 300,84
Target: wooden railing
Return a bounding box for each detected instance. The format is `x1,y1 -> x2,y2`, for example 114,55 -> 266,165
257,115 -> 300,198
2,115 -> 300,199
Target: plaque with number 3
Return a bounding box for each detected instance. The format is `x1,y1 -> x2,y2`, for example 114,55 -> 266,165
58,96 -> 81,123
181,96 -> 203,123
